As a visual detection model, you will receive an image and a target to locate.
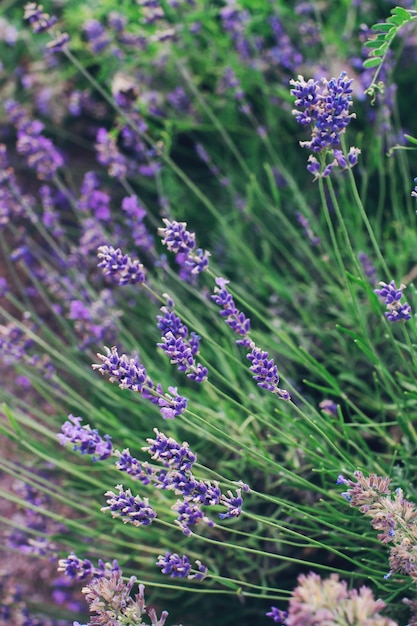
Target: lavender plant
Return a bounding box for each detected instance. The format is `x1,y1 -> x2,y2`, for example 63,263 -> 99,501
1,1 -> 417,625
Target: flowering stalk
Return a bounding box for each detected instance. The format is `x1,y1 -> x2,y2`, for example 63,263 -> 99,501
338,471 -> 417,582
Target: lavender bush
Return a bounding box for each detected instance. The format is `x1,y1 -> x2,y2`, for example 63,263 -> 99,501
1,1 -> 417,625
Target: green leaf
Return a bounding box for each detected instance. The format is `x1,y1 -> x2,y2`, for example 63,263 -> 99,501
371,23 -> 394,32
404,133 -> 417,146
1,403 -> 22,439
387,14 -> 405,26
364,40 -> 385,49
391,6 -> 412,21
363,57 -> 383,68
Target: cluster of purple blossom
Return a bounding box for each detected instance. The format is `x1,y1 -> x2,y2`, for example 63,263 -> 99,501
158,218 -> 210,278
59,556 -> 179,625
374,280 -> 411,322
290,72 -> 360,179
7,475 -> 63,560
266,571 -> 396,625
338,471 -> 417,583
58,417 -> 248,537
212,277 -> 290,401
92,345 -> 188,420
24,2 -> 69,52
4,99 -> 64,180
157,298 -> 208,382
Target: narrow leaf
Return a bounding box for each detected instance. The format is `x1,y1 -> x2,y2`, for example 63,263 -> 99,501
2,403 -> 22,439
363,57 -> 383,68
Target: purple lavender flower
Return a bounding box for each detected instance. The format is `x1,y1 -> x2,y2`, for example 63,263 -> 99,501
246,342 -> 291,400
121,195 -> 154,252
58,553 -> 120,581
211,277 -> 251,345
290,72 -> 360,178
102,484 -> 156,526
156,552 -> 191,578
57,554 -> 94,581
266,606 -> 288,623
192,480 -> 221,506
172,499 -> 214,536
219,488 -> 243,520
158,218 -> 196,254
295,211 -> 320,246
24,3 -> 57,33
57,414 -> 113,461
374,280 -> 411,322
114,449 -> 154,484
158,218 -> 210,275
92,347 -> 188,418
97,244 -> 146,285
359,251 -> 378,286
83,19 -> 111,54
156,552 -> 208,580
156,385 -> 189,419
92,346 -> 148,392
157,301 -> 207,381
5,100 -> 64,180
144,428 -> 197,471
319,399 -> 338,416
95,128 -> 127,178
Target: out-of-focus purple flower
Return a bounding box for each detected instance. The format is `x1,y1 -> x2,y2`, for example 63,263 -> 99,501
121,195 -> 154,252
24,3 -> 57,33
295,211 -> 320,246
5,100 -> 64,180
0,276 -> 8,297
319,399 -> 338,416
107,11 -> 127,32
359,251 -> 378,286
157,385 -> 189,419
266,606 -> 288,623
57,414 -> 113,461
211,277 -> 251,345
374,280 -> 411,322
97,244 -> 147,286
46,31 -> 70,52
83,19 -> 111,54
102,484 -> 156,526
247,342 -> 291,400
95,128 -> 127,178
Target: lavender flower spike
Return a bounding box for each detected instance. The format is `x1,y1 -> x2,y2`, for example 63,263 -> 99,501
57,414 -> 113,461
93,346 -> 148,392
211,277 -> 251,346
157,300 -> 208,382
102,484 -> 156,526
290,72 -> 360,178
97,244 -> 146,285
374,280 -> 411,322
246,342 -> 291,400
158,218 -> 210,275
156,552 -> 207,580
